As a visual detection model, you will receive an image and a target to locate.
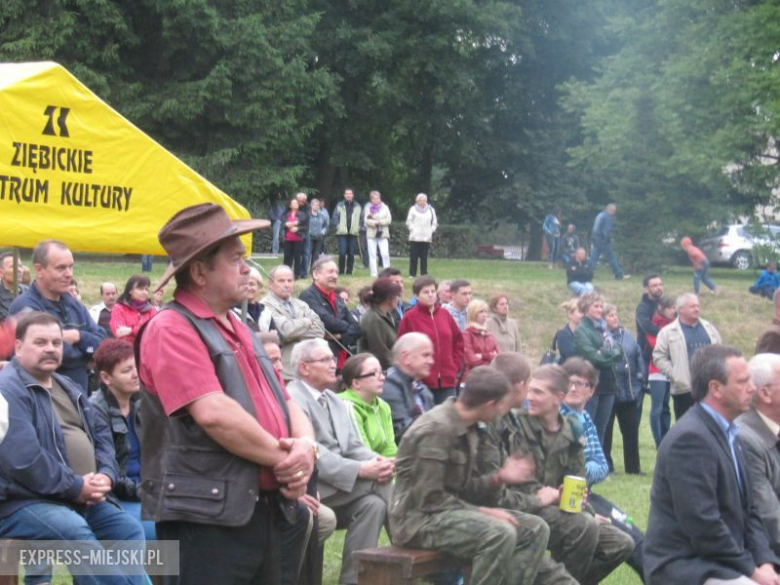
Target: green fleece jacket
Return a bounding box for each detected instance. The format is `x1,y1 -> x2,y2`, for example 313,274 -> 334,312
340,389 -> 398,457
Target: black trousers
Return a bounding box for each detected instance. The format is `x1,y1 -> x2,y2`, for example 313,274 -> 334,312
156,499 -> 282,585
672,392 -> 694,422
409,241 -> 430,277
283,240 -> 304,279
604,399 -> 641,474
310,237 -> 324,272
588,493 -> 645,583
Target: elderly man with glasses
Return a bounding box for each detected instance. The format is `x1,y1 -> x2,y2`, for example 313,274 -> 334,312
287,338 -> 392,585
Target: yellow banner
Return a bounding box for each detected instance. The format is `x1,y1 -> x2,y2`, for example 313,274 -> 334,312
0,61 -> 254,254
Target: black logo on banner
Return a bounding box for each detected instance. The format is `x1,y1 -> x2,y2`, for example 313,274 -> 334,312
43,106 -> 70,137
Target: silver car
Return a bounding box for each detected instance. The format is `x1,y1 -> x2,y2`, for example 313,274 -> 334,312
699,224 -> 780,270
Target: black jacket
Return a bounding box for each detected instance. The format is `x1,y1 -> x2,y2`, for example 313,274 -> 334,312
299,284 -> 362,356
566,260 -> 594,284
89,386 -> 141,501
635,293 -> 660,361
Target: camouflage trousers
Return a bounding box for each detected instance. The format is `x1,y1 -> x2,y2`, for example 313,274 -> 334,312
537,506 -> 635,585
408,508 -> 572,585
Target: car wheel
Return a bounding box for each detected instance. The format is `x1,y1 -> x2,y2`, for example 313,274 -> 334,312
731,250 -> 753,270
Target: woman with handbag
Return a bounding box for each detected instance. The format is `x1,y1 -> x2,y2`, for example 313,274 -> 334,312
553,298 -> 582,363
573,292 -> 623,447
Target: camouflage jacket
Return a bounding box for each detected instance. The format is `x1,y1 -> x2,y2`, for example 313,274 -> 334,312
389,398 -> 501,545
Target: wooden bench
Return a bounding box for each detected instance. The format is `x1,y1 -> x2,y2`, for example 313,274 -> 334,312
355,546 -> 470,585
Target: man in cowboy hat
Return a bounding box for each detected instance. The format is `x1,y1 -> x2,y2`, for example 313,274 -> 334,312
137,203 -> 318,585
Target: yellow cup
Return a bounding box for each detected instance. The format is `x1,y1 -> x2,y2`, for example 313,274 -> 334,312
559,475 -> 587,513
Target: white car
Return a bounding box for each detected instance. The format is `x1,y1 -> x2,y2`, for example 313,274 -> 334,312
699,224 -> 780,270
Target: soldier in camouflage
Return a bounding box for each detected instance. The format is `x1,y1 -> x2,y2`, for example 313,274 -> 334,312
390,366 -> 552,585
477,359 -> 634,585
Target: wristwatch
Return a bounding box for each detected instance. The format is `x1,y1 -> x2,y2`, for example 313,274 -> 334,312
299,436 -> 320,461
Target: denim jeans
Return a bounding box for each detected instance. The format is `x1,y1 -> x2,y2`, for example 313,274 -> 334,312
648,380 -> 671,448
589,240 -> 624,279
140,255 -> 153,273
0,501 -> 145,584
118,500 -> 156,542
693,259 -> 717,294
271,220 -> 282,255
337,235 -> 359,274
545,234 -> 560,263
568,281 -> 595,296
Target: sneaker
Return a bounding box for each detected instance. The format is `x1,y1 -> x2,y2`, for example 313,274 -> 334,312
616,275 -> 631,281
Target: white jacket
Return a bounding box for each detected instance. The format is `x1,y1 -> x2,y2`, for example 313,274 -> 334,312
406,205 -> 438,242
364,203 -> 391,239
653,317 -> 722,395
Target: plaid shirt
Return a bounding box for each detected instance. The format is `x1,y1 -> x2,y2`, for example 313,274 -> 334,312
561,404 -> 609,486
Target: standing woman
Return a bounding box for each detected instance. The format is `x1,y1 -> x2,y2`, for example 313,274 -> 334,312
406,193 -> 438,278
554,299 -> 582,363
364,190 -> 392,277
573,292 -> 623,445
485,294 -> 520,353
602,304 -> 643,474
339,353 -> 397,457
542,206 -> 562,267
283,198 -> 307,278
462,299 -> 500,381
308,198 -> 329,271
357,278 -> 401,370
398,275 -> 463,404
110,274 -> 157,344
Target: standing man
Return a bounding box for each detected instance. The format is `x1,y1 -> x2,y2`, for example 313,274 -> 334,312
382,332 -> 436,443
636,274 -> 664,367
560,224 -> 580,266
739,353 -> 780,554
644,345 -> 780,585
9,240 -> 107,391
0,252 -> 28,321
444,279 -> 472,331
0,311 -> 144,583
89,282 -> 118,337
331,189 -> 362,275
390,366 -> 554,585
653,293 -> 722,421
260,265 -> 325,381
299,256 -> 362,369
288,339 -> 392,585
543,207 -> 562,268
589,203 -> 628,281
137,203 -> 317,584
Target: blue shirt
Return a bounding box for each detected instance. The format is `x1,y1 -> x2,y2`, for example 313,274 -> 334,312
700,402 -> 743,491
680,321 -> 712,362
591,210 -> 615,241
444,303 -> 467,331
561,403 -> 610,486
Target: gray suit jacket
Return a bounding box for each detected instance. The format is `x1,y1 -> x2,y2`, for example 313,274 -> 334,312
738,407 -> 780,554
288,379 -> 376,498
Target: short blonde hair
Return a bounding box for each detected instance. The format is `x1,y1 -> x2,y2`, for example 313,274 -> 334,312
467,299 -> 490,324
560,299 -> 579,314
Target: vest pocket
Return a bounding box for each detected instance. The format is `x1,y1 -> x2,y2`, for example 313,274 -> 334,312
161,473 -> 227,518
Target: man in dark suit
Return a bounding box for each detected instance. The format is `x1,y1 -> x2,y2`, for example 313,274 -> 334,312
644,344 -> 780,585
739,353 -> 780,555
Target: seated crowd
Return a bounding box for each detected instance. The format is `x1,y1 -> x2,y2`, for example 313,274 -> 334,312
1,204 -> 780,585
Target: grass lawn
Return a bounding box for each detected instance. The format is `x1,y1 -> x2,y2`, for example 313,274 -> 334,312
33,252 -> 770,584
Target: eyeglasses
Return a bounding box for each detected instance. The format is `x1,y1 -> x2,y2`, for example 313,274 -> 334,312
570,380 -> 592,389
355,370 -> 384,380
305,356 -> 337,364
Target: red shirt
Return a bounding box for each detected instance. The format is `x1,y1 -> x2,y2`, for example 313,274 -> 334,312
139,289 -> 290,490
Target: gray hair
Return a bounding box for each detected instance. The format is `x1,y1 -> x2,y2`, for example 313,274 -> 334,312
311,255 -> 336,275
290,339 -> 331,375
675,292 -> 699,311
749,353 -> 780,388
392,332 -> 432,363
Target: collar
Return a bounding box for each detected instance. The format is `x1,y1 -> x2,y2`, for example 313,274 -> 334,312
756,409 -> 780,438
300,379 -> 328,404
440,397 -> 470,436
173,289 -> 218,320
701,401 -> 740,442
267,291 -> 291,305
314,284 -> 336,302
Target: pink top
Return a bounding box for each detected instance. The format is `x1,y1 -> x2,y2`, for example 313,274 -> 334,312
285,211 -> 303,242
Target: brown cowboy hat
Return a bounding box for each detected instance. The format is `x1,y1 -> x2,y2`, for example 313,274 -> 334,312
155,203 -> 269,292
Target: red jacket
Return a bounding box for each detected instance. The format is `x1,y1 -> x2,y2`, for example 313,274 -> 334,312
462,326 -> 500,381
110,301 -> 157,344
398,303 -> 463,390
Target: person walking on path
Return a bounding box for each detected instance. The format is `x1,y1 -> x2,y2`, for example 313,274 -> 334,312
543,207 -> 562,268
681,236 -> 717,295
589,203 -> 629,281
